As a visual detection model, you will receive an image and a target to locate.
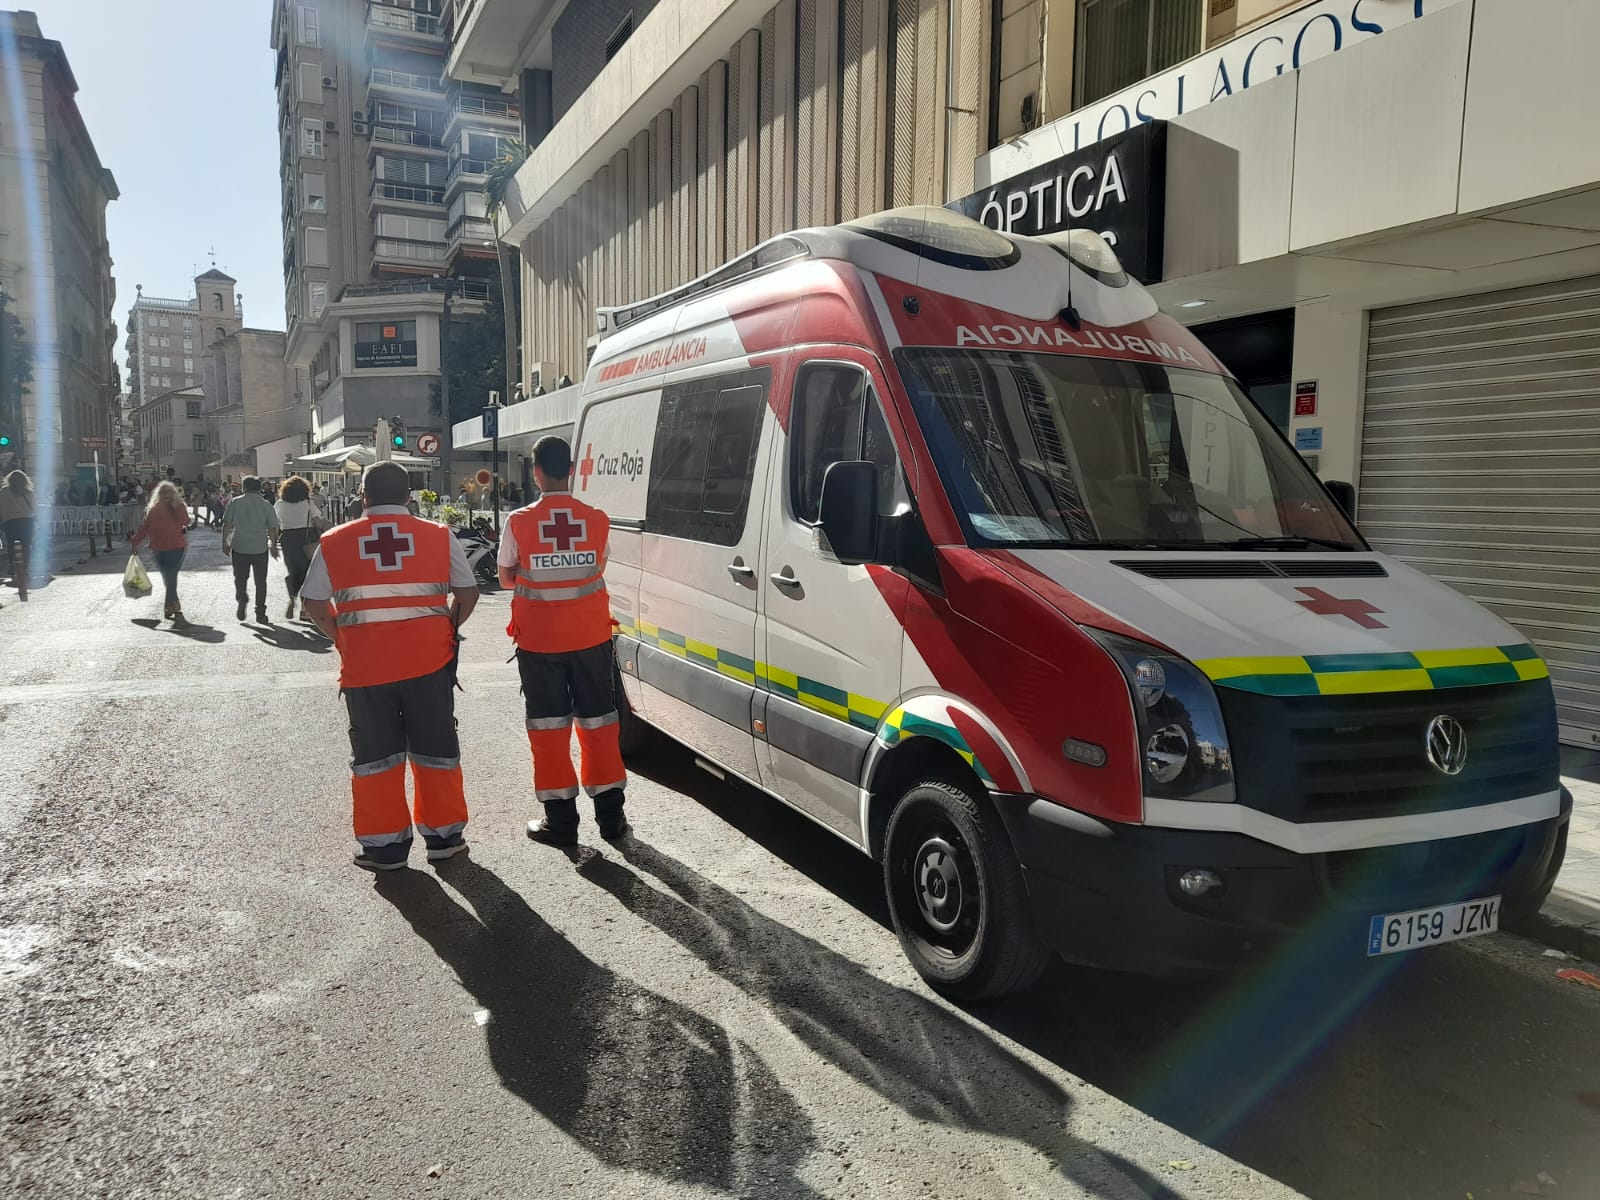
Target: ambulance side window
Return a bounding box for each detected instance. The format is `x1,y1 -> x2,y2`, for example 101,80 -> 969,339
645,368 -> 768,545
791,362 -> 904,524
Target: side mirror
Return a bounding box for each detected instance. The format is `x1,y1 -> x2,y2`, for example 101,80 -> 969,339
1325,479 -> 1356,520
817,460 -> 879,565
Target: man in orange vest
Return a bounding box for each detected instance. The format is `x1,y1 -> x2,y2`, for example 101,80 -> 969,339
498,435 -> 628,846
300,461 -> 481,870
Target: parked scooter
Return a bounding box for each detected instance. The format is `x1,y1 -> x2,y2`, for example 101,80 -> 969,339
454,518 -> 500,586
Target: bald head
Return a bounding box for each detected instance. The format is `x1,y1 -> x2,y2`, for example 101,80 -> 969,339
362,460 -> 411,506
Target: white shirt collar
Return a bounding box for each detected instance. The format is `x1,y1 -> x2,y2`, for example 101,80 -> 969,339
364,504 -> 411,514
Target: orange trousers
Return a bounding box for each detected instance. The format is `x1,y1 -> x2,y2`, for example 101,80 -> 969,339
517,643 -> 626,831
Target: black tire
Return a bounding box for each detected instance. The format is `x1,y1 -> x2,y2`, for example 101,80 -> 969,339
882,777 -> 1050,1000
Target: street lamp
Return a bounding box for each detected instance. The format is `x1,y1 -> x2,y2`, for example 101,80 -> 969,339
435,273 -> 458,493
484,389 -> 504,532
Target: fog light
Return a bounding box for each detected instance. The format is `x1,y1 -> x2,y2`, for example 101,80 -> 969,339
1179,869 -> 1223,897
1144,723 -> 1190,783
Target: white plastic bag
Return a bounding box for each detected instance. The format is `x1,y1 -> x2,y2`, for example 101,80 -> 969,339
123,554 -> 152,599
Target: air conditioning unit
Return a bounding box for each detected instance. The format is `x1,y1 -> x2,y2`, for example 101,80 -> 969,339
353,122 -> 368,136
324,120 -> 337,131
352,109 -> 366,121
528,362 -> 557,395
322,75 -> 336,88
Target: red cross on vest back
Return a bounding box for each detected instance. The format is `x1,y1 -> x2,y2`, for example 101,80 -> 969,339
539,508 -> 587,552
359,522 -> 416,571
1295,586 -> 1386,629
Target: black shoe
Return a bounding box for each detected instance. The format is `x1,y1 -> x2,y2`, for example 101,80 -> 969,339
255,609 -> 269,624
236,600 -> 246,621
526,818 -> 578,847
599,820 -> 632,843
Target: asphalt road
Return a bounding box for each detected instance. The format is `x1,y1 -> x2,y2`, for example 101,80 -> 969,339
1,532 -> 1597,1200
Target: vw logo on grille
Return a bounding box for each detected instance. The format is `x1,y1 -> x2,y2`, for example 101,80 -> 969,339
1426,715 -> 1469,776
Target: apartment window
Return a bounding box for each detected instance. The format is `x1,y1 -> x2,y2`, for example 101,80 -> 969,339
376,154 -> 446,186
305,227 -> 328,266
193,434 -> 207,452
160,315 -> 170,327
355,319 -> 417,343
183,338 -> 193,351
604,12 -> 634,63
184,358 -> 194,372
186,401 -> 202,419
302,171 -> 325,212
374,213 -> 446,241
298,63 -> 323,104
1077,0 -> 1203,107
308,281 -> 327,319
183,318 -> 192,332
301,120 -> 324,159
297,5 -> 319,46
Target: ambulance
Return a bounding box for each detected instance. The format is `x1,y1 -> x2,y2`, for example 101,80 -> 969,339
572,207 -> 1570,998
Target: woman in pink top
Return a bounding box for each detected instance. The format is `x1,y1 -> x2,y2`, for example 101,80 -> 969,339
130,481 -> 191,626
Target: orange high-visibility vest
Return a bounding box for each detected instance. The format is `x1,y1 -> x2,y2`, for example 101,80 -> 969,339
507,493 -> 612,654
320,512 -> 455,688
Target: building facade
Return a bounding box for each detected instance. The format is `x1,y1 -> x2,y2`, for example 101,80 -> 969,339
0,10 -> 120,487
200,326 -> 306,479
457,0 -> 1600,749
129,385 -> 209,484
124,270 -> 242,412
271,0 -> 521,456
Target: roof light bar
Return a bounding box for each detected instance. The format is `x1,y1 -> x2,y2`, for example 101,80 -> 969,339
596,236 -> 811,337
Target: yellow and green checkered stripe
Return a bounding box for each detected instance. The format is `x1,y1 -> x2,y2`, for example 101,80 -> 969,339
1196,643 -> 1549,697
615,618 -> 994,784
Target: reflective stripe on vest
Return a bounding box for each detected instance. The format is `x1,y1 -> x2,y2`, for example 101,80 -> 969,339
513,576 -> 607,602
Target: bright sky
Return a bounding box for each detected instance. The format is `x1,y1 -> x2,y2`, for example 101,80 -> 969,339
26,0 -> 284,364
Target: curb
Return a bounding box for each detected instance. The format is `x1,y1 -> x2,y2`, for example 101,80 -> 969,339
1504,907 -> 1600,966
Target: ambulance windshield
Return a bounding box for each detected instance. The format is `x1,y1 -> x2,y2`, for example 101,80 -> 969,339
896,348 -> 1363,551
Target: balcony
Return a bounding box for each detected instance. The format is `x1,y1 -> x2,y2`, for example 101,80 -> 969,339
341,278 -> 490,302
366,66 -> 447,110
372,237 -> 449,271
445,155 -> 491,199
367,124 -> 447,155
365,2 -> 445,50
368,178 -> 446,217
444,91 -> 521,141
446,215 -> 497,267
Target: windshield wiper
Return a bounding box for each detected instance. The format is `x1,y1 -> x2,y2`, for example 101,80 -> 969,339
1221,535 -> 1355,552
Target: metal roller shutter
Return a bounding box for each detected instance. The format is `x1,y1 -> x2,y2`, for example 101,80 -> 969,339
1361,274 -> 1600,748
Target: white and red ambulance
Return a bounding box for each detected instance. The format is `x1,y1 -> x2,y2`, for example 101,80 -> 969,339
573,207 -> 1569,998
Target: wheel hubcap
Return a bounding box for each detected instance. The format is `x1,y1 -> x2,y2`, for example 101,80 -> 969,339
914,837 -> 964,933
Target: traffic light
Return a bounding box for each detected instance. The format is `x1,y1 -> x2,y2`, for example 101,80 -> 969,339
390,415 -> 406,449
0,434 -> 10,447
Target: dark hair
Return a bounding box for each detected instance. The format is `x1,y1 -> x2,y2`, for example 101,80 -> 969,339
242,476 -> 262,493
362,460 -> 411,506
532,435 -> 572,479
280,475 -> 311,503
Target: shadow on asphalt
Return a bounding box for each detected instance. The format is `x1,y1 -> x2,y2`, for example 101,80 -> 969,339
249,623 -> 332,653
580,836 -> 1181,1200
372,858 -> 828,1198
130,617 -> 227,644
629,740 -> 1600,1200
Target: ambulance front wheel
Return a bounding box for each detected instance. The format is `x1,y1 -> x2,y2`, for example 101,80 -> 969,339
883,778 -> 1051,1000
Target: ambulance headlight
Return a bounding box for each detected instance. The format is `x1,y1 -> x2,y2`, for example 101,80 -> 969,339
1087,631 -> 1234,803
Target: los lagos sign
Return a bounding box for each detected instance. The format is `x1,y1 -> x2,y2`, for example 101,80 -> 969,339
980,0 -> 1466,187
950,123 -> 1167,283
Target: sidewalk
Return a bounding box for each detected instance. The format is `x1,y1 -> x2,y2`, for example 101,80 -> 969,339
1531,749 -> 1600,960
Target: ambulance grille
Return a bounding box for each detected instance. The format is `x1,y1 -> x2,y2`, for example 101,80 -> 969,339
1222,681 -> 1559,824
1322,825 -> 1533,906
1114,560 -> 1387,580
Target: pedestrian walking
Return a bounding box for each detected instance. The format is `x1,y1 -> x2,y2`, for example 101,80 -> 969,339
1,470 -> 38,602
299,461 -> 480,870
222,476 -> 281,623
498,436 -> 630,847
129,480 -> 190,627
274,475 -> 327,621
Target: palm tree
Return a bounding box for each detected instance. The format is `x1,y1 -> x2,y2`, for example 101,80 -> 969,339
483,140 -> 529,410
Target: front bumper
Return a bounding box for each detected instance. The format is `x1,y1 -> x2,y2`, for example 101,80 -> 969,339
993,789 -> 1572,976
